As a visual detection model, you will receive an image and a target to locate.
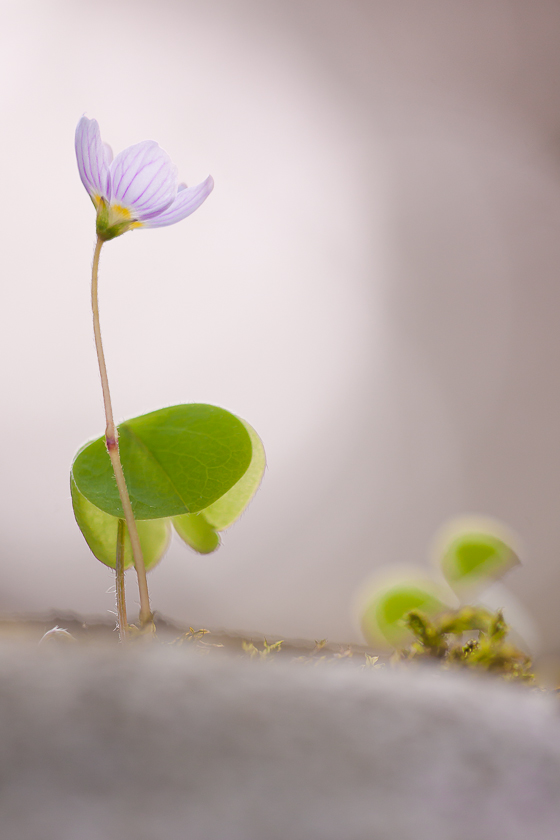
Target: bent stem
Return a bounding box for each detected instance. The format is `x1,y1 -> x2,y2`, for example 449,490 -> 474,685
115,518 -> 128,642
91,236 -> 152,627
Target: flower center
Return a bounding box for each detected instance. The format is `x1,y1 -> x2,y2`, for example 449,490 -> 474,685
108,204 -> 132,223
95,199 -> 142,241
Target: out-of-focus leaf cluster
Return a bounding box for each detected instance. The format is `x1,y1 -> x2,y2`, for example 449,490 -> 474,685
359,519 -> 534,681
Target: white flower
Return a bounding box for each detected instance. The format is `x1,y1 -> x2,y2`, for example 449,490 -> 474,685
75,116 -> 214,240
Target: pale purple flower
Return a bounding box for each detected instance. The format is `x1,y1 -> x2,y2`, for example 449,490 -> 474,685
75,116 -> 214,240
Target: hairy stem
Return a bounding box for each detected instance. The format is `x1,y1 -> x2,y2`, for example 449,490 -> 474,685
91,236 -> 152,626
115,518 -> 128,642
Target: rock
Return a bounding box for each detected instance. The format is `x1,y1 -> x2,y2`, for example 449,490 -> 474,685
0,644 -> 558,839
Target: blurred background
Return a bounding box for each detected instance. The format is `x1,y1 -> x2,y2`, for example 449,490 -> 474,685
2,0 -> 560,651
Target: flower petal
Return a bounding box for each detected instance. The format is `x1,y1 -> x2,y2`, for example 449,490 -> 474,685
75,117 -> 111,203
141,175 -> 214,228
103,143 -> 113,165
109,140 -> 178,219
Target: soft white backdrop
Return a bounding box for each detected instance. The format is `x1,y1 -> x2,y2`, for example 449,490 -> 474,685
2,0 -> 560,651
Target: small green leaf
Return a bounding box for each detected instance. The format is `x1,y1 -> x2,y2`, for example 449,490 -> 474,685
71,478 -> 170,570
71,404 -> 252,520
361,581 -> 448,648
440,530 -> 519,594
172,420 -> 265,554
173,512 -> 220,554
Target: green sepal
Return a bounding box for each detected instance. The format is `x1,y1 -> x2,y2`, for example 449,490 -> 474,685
71,478 -> 170,571
95,198 -> 135,241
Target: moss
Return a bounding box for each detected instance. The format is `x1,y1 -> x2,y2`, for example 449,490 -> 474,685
394,606 -> 534,683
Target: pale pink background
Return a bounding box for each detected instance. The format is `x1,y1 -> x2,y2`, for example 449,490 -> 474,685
2,0 -> 560,650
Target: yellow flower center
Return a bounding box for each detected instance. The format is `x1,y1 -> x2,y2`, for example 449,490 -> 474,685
95,198 -> 143,240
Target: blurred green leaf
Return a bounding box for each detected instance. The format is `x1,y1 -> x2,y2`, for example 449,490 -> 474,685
172,420 -> 265,554
71,404 -> 252,520
361,582 -> 447,647
71,478 -> 170,570
440,531 -> 519,594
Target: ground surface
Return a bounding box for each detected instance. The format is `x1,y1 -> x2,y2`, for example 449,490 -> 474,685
0,633 -> 559,840
0,611 -> 375,659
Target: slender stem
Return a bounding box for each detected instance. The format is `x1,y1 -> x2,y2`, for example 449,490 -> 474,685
115,518 -> 128,642
91,236 -> 153,627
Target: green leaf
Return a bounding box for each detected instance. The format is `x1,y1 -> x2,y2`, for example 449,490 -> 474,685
71,404 -> 252,520
173,512 -> 220,554
172,420 -> 265,554
361,581 -> 448,648
71,478 -> 170,570
200,420 -> 265,529
440,530 -> 519,594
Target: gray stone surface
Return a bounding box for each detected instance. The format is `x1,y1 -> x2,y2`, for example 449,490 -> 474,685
0,644 -> 559,839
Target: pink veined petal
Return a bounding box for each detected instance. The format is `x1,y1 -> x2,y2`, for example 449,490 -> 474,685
140,175 -> 214,228
109,140 -> 178,218
75,117 -> 111,202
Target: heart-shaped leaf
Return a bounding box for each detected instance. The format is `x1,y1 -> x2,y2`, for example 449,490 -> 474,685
71,478 -> 170,570
172,420 -> 265,553
71,404 -> 252,520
